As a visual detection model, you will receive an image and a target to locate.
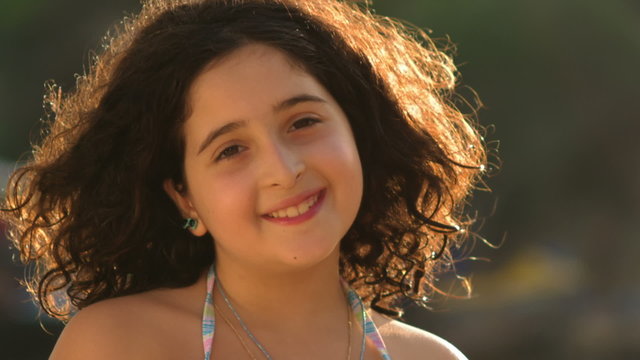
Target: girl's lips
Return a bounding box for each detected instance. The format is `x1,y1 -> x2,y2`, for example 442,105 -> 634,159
261,189 -> 326,225
262,187 -> 325,215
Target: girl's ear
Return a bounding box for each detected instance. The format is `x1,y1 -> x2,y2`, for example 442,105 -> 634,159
162,179 -> 208,236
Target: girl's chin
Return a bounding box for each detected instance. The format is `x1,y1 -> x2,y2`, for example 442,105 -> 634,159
257,244 -> 341,273
213,230 -> 343,273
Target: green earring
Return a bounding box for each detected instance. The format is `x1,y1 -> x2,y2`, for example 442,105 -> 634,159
183,218 -> 198,230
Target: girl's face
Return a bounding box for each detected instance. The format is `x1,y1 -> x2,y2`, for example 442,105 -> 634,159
165,44 -> 363,272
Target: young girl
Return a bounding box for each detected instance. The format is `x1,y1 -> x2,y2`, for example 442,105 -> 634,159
1,0 -> 486,359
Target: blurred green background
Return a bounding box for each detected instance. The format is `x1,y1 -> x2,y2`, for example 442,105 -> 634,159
1,0 -> 639,359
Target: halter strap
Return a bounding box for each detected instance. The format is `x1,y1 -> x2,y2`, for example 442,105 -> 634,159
202,264 -> 391,359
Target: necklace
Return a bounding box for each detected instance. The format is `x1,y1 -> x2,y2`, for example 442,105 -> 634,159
215,275 -> 363,360
213,301 -> 259,360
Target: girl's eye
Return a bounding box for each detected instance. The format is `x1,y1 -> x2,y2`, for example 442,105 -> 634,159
215,144 -> 244,162
289,117 -> 321,131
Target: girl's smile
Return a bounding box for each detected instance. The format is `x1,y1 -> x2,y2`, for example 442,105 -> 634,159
165,43 -> 364,271
261,188 -> 326,225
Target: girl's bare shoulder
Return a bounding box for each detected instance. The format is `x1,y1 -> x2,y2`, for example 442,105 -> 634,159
49,286 -> 203,360
49,293 -> 158,359
371,311 -> 468,360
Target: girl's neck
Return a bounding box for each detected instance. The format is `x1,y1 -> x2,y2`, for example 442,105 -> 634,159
213,251 -> 346,330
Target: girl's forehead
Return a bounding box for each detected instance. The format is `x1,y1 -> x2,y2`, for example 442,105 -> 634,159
201,43 -> 306,74
183,44 -> 341,149
188,44 -> 326,114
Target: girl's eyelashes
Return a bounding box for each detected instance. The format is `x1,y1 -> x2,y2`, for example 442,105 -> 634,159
214,144 -> 245,162
213,117 -> 321,162
289,116 -> 321,131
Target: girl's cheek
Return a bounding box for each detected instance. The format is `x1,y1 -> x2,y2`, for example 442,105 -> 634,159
217,165 -> 258,198
323,135 -> 360,163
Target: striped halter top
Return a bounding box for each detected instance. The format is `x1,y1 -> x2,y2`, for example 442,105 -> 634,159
201,264 -> 392,359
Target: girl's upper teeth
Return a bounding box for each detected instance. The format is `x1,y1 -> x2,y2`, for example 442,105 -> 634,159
269,194 -> 319,218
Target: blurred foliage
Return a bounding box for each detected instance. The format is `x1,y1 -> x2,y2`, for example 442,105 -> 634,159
0,0 -> 47,30
0,0 -> 142,161
1,0 -> 639,359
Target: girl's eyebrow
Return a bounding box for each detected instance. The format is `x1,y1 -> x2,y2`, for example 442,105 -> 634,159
197,120 -> 247,155
196,93 -> 327,156
272,93 -> 326,113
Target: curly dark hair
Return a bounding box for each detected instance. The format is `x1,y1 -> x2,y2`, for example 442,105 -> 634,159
1,0 -> 486,320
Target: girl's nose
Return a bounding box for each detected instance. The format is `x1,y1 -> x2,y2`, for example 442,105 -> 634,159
259,141 -> 306,189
